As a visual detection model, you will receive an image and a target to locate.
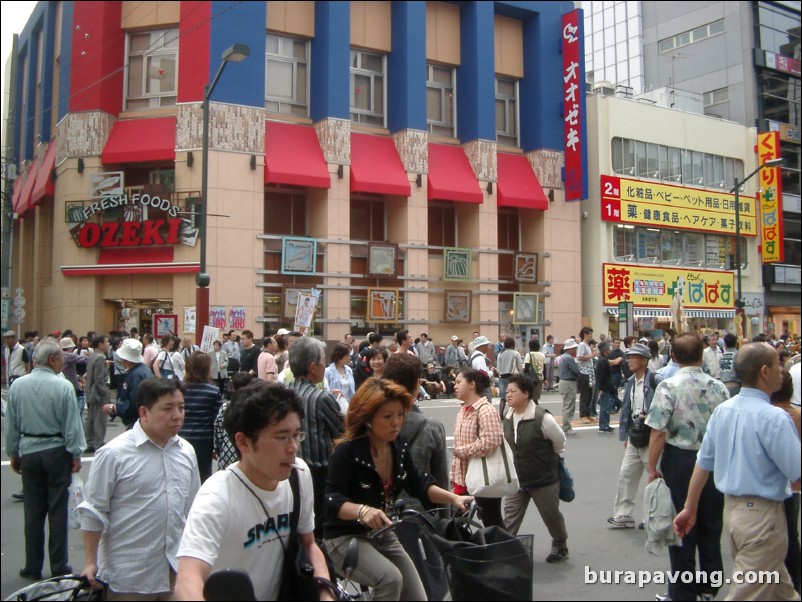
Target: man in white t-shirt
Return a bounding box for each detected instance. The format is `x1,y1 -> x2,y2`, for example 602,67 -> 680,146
175,381 -> 333,601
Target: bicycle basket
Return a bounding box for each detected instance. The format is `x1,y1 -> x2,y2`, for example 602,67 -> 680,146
4,576 -> 107,602
430,531 -> 534,601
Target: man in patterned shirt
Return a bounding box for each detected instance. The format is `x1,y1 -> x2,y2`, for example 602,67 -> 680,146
646,334 -> 729,602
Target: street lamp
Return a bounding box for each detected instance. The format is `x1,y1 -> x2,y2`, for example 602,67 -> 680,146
730,156 -> 785,310
196,43 -> 250,344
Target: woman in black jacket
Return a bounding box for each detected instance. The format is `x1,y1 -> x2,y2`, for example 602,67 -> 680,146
323,377 -> 471,601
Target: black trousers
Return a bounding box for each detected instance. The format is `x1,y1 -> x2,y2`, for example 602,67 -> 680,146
21,447 -> 73,575
661,444 -> 724,601
186,437 -> 214,483
578,373 -> 592,418
310,465 -> 328,539
785,493 -> 801,594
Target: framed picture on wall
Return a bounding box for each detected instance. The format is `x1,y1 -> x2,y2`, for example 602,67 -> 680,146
513,294 -> 539,325
283,286 -> 323,321
367,288 -> 398,323
514,253 -> 539,283
444,290 -> 471,323
443,247 -> 471,281
281,237 -> 317,275
368,242 -> 398,278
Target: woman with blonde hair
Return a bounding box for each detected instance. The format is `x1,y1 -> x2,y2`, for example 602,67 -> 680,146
323,377 -> 471,601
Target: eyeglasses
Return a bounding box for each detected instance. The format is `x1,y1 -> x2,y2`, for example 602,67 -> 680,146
270,432 -> 307,445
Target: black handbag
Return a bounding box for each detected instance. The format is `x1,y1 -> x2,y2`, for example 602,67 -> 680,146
278,469 -> 319,601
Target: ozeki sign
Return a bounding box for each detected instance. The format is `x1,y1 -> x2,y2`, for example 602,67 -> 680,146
77,218 -> 183,248
562,9 -> 588,202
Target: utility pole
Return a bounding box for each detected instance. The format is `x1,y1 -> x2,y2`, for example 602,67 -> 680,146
1,35 -> 20,331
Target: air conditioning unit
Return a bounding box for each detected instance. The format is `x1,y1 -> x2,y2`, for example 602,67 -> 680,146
593,81 -> 616,97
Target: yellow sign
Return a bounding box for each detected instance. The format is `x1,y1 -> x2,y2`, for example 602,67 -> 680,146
603,263 -> 735,309
757,132 -> 785,263
600,175 -> 757,236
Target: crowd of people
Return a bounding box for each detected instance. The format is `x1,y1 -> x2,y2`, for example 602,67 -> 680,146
2,324 -> 800,601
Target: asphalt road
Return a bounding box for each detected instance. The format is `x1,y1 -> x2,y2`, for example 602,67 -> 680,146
1,391 -> 746,600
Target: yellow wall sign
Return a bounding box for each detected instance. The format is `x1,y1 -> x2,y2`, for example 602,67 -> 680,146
603,263 -> 735,309
600,175 -> 757,236
757,132 -> 785,263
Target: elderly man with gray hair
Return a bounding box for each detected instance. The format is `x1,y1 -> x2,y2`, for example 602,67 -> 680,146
5,337 -> 86,580
287,336 -> 344,537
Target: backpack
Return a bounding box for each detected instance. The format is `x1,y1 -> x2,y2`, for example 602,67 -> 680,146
523,352 -> 542,383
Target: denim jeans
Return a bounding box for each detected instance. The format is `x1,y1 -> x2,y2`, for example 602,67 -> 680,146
598,391 -> 616,430
325,533 -> 427,601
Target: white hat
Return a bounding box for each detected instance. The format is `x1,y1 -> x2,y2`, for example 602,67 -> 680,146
451,335 -> 459,342
472,335 -> 490,348
59,337 -> 76,350
562,338 -> 578,351
276,328 -> 290,336
3,330 -> 16,338
117,338 -> 144,364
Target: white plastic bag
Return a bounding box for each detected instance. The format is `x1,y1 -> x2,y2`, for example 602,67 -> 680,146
68,474 -> 84,529
465,438 -> 519,498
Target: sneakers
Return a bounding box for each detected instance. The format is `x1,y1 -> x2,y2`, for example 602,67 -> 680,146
546,547 -> 569,563
581,417 -> 592,424
11,490 -> 24,501
564,429 -> 578,437
599,427 -> 615,433
607,514 -> 635,527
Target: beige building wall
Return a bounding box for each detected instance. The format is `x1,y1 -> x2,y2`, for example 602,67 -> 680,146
583,93 -> 760,336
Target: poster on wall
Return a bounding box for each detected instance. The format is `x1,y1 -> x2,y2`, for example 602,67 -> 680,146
209,306 -> 227,330
294,290 -> 321,336
229,306 -> 246,330
183,307 -> 196,334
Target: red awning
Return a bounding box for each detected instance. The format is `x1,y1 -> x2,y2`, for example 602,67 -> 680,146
15,161 -> 40,216
265,121 -> 330,188
101,117 -> 177,164
428,143 -> 483,203
350,133 -> 411,197
31,141 -> 57,206
497,153 -> 549,210
61,247 -> 199,276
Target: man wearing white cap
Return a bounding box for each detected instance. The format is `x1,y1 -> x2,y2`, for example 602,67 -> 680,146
445,336 -> 461,370
103,339 -> 153,429
558,339 -> 581,436
470,336 -> 494,399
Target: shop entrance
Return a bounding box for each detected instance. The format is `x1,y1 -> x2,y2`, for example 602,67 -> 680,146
107,298 -> 173,336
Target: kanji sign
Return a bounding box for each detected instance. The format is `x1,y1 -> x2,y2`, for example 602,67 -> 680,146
562,9 -> 587,201
600,175 -> 757,236
757,132 -> 784,263
603,263 -> 735,309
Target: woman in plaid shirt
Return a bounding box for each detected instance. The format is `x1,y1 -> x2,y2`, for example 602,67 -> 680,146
450,368 -> 505,527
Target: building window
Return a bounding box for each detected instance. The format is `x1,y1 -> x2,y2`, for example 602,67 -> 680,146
350,50 -> 385,127
703,87 -> 729,108
125,28 -> 178,111
350,197 -> 385,241
265,34 -> 309,117
613,225 -> 746,269
495,77 -> 518,147
428,204 -> 456,252
658,19 -> 724,53
427,64 -> 456,138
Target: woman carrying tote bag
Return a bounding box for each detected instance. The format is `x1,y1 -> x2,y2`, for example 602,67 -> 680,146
450,368 -> 506,528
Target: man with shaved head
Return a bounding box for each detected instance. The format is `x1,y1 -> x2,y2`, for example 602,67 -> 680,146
674,343 -> 801,600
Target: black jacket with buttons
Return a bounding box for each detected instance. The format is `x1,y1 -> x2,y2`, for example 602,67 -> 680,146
323,436 -> 437,540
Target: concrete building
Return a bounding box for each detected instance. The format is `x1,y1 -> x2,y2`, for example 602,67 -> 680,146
3,1 -> 585,345
580,0 -> 801,337
583,91 -> 760,338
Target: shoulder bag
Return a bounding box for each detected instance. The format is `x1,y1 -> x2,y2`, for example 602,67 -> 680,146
465,404 -> 519,497
558,457 -> 575,503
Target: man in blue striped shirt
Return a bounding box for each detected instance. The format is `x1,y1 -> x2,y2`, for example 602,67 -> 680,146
674,342 -> 801,601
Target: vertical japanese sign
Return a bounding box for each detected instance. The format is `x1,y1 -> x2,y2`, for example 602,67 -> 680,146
229,306 -> 246,330
209,306 -> 227,330
562,9 -> 588,201
757,132 -> 784,263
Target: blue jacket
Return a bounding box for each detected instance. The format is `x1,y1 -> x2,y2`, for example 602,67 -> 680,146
619,370 -> 656,442
116,363 -> 154,427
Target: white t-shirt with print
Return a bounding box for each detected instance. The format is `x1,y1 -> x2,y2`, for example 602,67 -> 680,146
177,459 -> 315,600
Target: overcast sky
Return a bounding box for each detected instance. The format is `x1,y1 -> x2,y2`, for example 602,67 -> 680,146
1,1 -> 38,132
